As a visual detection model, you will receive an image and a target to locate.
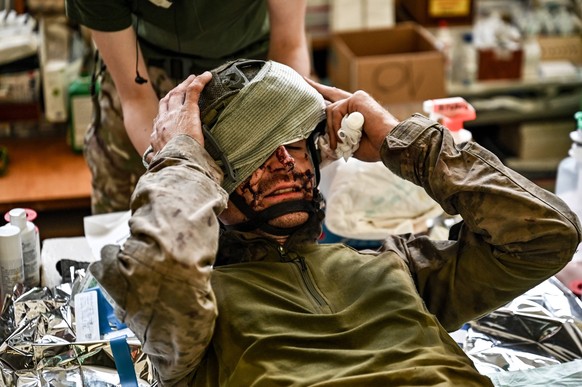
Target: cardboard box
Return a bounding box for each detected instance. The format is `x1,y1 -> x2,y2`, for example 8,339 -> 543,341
399,0 -> 474,26
478,48 -> 523,81
498,120 -> 573,161
330,0 -> 395,32
537,36 -> 582,65
27,0 -> 65,13
328,22 -> 446,104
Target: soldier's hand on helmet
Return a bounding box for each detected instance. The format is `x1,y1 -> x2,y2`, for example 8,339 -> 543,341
146,72 -> 212,163
305,78 -> 399,163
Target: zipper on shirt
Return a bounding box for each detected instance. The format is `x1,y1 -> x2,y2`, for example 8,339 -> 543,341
277,245 -> 328,308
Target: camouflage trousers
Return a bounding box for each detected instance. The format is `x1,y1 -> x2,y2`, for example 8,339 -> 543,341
84,67 -> 176,214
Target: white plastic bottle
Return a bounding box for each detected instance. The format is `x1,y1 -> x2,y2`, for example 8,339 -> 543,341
0,224 -> 24,304
9,208 -> 41,287
435,20 -> 455,85
521,30 -> 541,81
555,111 -> 582,261
457,32 -> 477,86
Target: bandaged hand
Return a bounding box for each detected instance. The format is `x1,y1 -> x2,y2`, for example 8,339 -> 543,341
144,72 -> 212,165
305,78 -> 400,163
318,112 -> 364,167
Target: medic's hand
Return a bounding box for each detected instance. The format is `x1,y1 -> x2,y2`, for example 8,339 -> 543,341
305,78 -> 399,163
145,72 -> 212,163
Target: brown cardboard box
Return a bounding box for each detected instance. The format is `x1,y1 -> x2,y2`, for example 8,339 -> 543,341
537,36 -> 582,64
328,22 -> 446,104
478,48 -> 523,81
498,120 -> 573,161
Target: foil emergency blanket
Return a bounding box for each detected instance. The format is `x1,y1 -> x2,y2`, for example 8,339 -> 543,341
462,277 -> 582,383
0,282 -> 154,386
1,269 -> 582,385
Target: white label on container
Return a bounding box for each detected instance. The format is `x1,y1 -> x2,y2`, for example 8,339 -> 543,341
71,96 -> 93,149
22,239 -> 40,286
0,263 -> 23,296
74,291 -> 101,342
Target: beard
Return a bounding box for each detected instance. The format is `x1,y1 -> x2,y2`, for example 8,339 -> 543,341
266,211 -> 310,229
217,164 -> 318,237
250,171 -> 314,230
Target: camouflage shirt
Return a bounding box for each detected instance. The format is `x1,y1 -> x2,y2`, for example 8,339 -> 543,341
91,114 -> 582,386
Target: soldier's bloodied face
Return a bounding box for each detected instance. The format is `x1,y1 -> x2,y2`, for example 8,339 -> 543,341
219,140 -> 316,229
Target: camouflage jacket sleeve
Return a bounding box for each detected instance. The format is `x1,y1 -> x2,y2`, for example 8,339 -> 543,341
381,114 -> 582,330
89,135 -> 228,385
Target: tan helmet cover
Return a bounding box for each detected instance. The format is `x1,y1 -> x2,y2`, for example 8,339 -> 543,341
201,60 -> 326,194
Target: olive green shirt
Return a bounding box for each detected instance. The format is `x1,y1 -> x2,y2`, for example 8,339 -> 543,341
66,0 -> 270,71
91,114 -> 582,386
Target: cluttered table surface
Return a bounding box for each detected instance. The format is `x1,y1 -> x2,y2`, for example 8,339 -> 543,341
0,136 -> 91,213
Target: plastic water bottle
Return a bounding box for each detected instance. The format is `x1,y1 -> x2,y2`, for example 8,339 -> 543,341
556,111 -> 582,261
8,208 -> 41,287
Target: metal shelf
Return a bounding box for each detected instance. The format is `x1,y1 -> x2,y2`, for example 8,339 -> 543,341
448,76 -> 582,127
448,76 -> 582,98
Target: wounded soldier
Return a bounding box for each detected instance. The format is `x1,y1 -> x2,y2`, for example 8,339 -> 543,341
90,59 -> 581,386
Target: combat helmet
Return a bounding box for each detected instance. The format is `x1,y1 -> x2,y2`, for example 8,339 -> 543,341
199,59 -> 327,236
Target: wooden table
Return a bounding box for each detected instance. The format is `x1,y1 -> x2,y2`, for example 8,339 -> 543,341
0,136 -> 91,213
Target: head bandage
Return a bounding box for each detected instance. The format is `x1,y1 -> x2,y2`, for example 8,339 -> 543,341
201,60 -> 326,194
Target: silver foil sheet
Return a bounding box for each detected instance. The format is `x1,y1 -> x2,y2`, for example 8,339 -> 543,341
0,280 -> 154,386
1,268 -> 582,385
463,277 -> 582,378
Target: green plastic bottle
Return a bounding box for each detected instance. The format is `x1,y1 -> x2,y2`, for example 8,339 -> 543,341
67,76 -> 94,153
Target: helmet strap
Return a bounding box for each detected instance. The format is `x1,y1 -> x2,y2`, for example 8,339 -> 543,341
224,190 -> 320,236
222,121 -> 327,237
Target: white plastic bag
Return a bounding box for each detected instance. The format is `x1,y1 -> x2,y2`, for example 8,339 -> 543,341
321,159 -> 444,240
